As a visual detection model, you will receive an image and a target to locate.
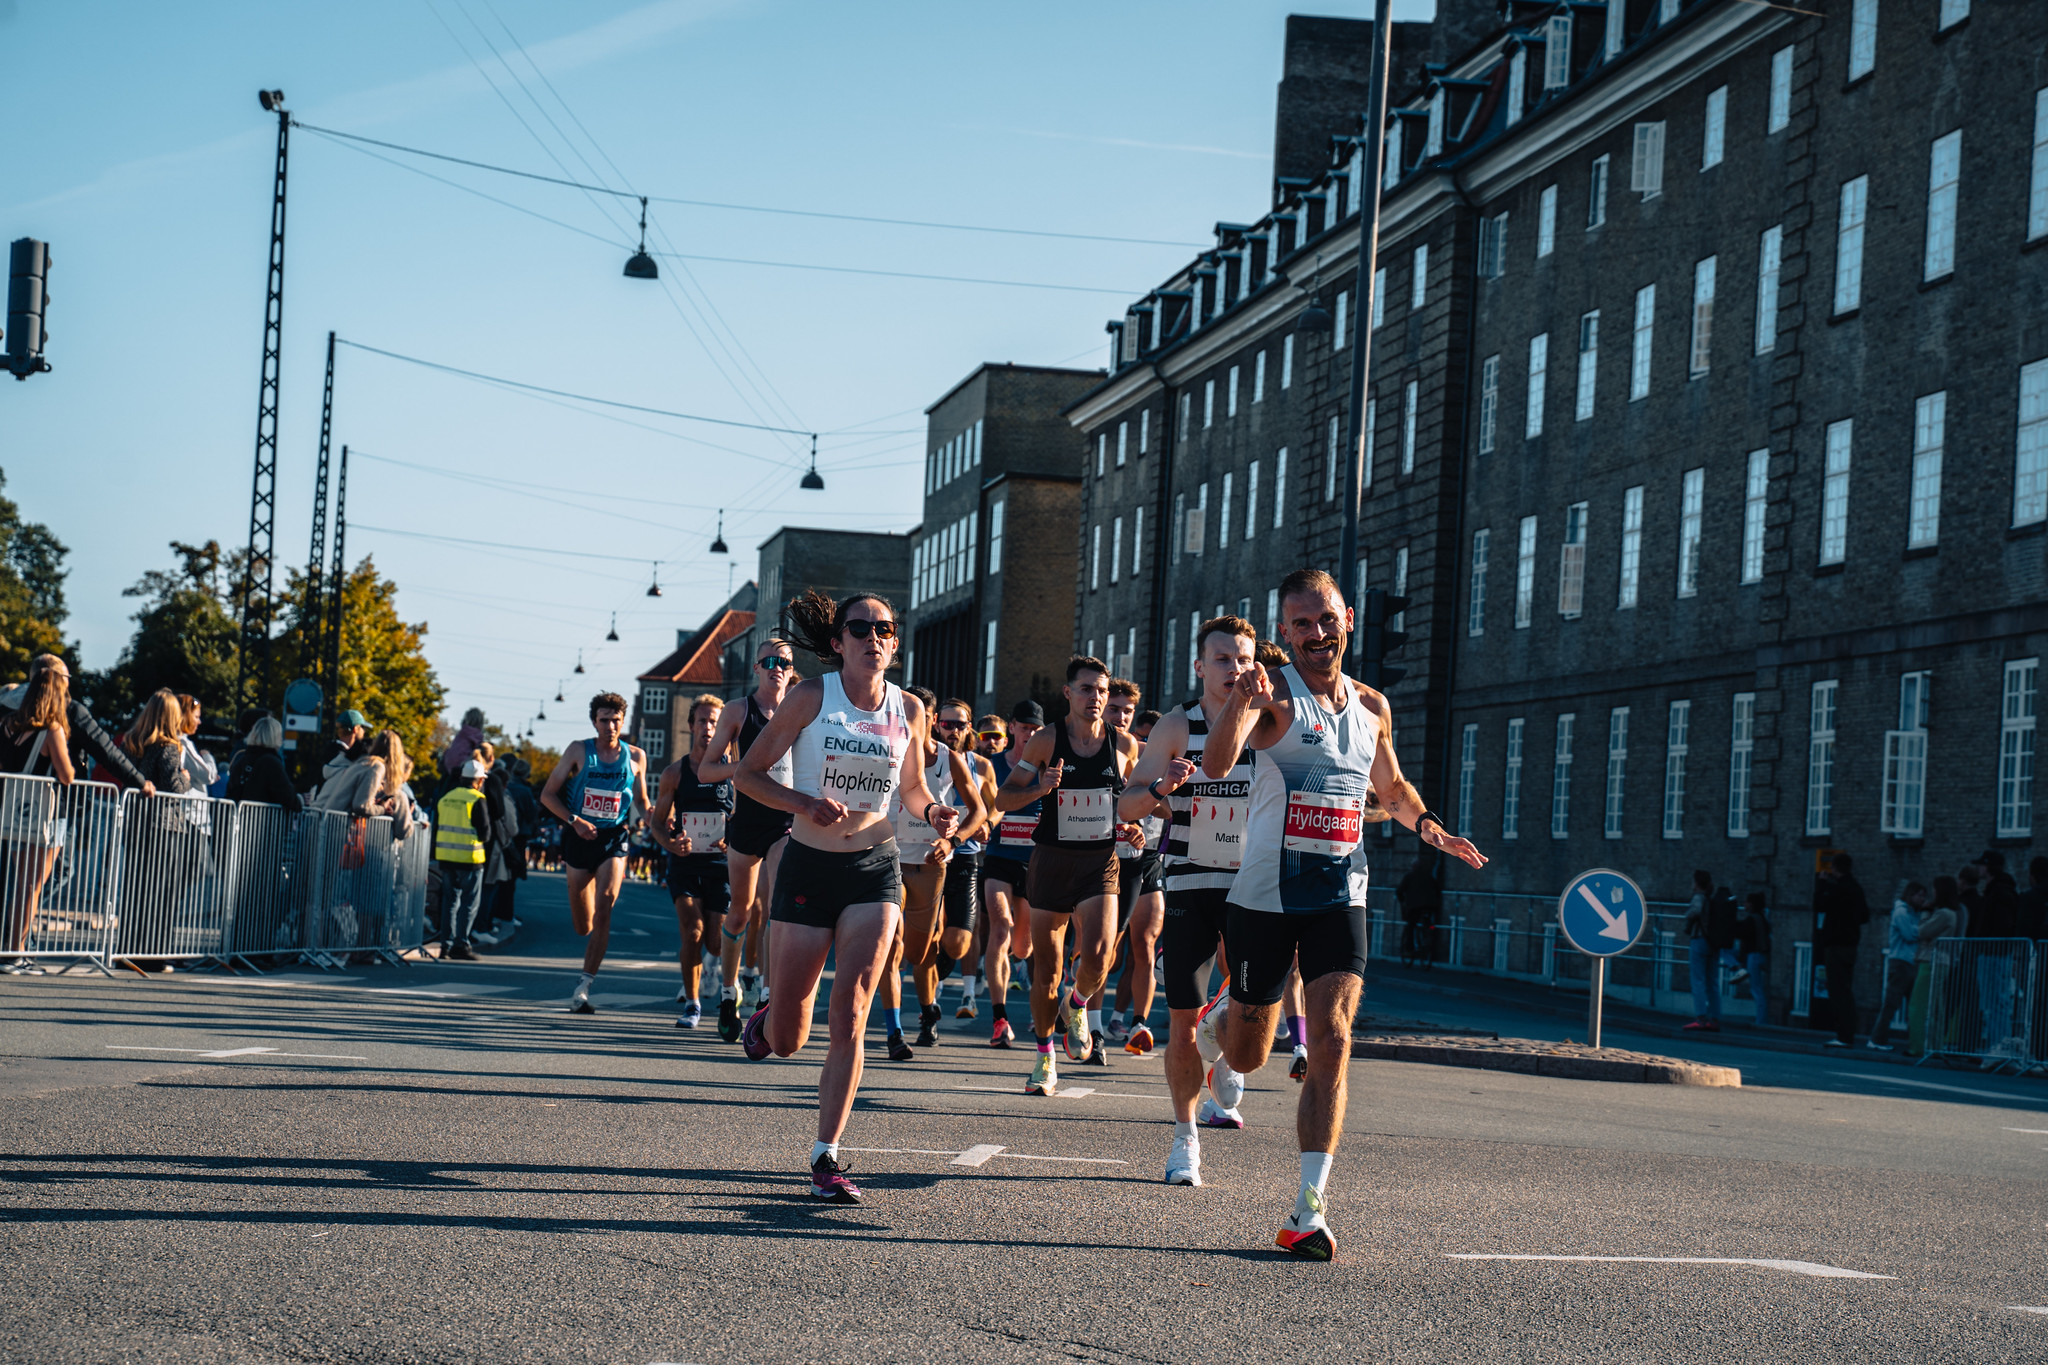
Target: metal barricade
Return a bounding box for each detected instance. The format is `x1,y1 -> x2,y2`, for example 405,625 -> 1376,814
0,774 -> 123,973
1921,938 -> 2036,1071
387,823 -> 430,958
109,788 -> 243,967
221,800 -> 309,965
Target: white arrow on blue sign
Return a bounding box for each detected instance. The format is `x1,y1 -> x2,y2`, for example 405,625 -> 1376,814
1556,868 -> 1648,957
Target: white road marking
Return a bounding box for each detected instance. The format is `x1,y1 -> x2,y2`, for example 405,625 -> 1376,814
996,1152 -> 1126,1165
951,1144 -> 1005,1167
952,1084 -> 1164,1100
363,984 -> 520,999
2003,1127 -> 2048,1135
1830,1071 -> 2047,1104
832,1143 -> 1123,1168
589,993 -> 671,1008
837,1146 -> 966,1157
2008,1306 -> 2048,1315
1445,1255 -> 1892,1280
104,1045 -> 368,1061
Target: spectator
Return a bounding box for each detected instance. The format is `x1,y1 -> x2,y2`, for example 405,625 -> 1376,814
1969,851 -> 2023,1063
223,718 -> 301,811
312,731 -> 389,816
1868,881 -> 1928,1051
1956,863 -> 1983,939
1907,875 -> 1961,1057
481,756 -> 535,945
441,707 -> 488,777
322,709 -> 369,784
1396,849 -> 1443,968
0,654 -> 153,794
175,694 -> 217,793
432,758 -> 491,960
0,654 -> 78,974
117,691 -> 196,959
1732,889 -> 1772,1028
2018,856 -> 2048,943
476,746 -> 521,945
1813,852 -> 1869,1048
121,691 -> 194,795
1681,870 -> 1722,1032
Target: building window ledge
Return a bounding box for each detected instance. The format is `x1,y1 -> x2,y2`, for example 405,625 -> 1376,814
1798,833 -> 1834,848
2008,521 -> 2047,540
1933,16 -> 1970,40
1828,307 -> 1861,326
1843,73 -> 1874,94
2024,235 -> 2048,255
1991,834 -> 2034,847
1886,836 -> 1925,849
1918,272 -> 1954,293
1813,562 -> 1845,577
1903,544 -> 1938,560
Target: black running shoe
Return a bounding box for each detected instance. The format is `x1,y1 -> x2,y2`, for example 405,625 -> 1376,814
887,1032 -> 916,1062
1082,1030 -> 1110,1066
1289,1047 -> 1309,1082
915,1006 -> 940,1049
811,1155 -> 862,1204
718,997 -> 741,1043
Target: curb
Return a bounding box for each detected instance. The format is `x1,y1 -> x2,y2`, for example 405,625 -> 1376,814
1351,1034 -> 1742,1087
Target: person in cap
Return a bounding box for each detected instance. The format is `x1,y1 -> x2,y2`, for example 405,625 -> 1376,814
324,709 -> 370,783
433,759 -> 493,960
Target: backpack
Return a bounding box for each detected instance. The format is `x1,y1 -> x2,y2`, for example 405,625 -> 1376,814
1705,887 -> 1740,950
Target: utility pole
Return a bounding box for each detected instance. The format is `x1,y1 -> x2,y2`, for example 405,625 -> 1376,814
306,330 -> 336,700
236,89 -> 291,719
1337,1 -> 1394,635
322,444 -> 349,726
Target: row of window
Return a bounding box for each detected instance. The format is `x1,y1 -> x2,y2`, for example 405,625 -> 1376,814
911,508 -> 980,609
924,419 -> 984,497
1454,658 -> 2036,844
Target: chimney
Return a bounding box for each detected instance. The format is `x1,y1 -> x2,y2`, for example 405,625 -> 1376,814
1271,13 -> 1436,204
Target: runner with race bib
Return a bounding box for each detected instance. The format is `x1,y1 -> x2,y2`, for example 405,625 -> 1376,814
1200,570 -> 1487,1260
651,693 -> 734,1028
978,702 -> 1043,1048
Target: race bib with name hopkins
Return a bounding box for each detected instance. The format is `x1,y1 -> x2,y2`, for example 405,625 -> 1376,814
1055,788 -> 1114,842
1282,789 -> 1364,857
579,788 -> 625,824
677,810 -> 725,850
821,733 -> 896,813
998,814 -> 1039,846
1186,778 -> 1250,869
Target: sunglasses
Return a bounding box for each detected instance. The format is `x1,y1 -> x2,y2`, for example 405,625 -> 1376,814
842,619 -> 897,641
757,657 -> 794,671
935,718 -> 969,730
977,730 -> 1006,742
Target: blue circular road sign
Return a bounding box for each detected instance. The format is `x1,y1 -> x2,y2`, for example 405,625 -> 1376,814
1557,868 -> 1648,957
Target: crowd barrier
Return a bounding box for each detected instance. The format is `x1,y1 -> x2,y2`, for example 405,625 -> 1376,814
0,773 -> 432,974
1921,938 -> 2039,1072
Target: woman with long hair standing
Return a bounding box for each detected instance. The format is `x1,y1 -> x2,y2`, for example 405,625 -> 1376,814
117,690 -> 194,960
0,655 -> 77,972
733,590 -> 959,1204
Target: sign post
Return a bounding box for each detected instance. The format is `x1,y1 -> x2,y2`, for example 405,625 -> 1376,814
282,677 -> 323,758
1556,868 -> 1648,1050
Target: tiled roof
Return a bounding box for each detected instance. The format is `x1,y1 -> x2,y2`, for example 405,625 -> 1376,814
637,608 -> 755,686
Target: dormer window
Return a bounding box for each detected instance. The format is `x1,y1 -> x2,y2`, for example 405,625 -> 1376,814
1543,14 -> 1572,90
1507,48 -> 1527,127
1384,120 -> 1403,189
1426,87 -> 1446,157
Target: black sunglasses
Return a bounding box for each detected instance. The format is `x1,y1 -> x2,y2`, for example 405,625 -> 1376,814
842,619 -> 897,641
935,718 -> 969,729
757,656 -> 794,671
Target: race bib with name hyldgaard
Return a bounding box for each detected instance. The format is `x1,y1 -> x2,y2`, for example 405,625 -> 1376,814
1282,790 -> 1363,857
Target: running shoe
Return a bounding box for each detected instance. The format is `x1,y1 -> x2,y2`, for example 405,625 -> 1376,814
1026,1051 -> 1057,1096
1124,1022 -> 1155,1056
1061,998 -> 1093,1061
1164,1134 -> 1202,1187
1104,1015 -> 1131,1044
1196,1097 -> 1245,1129
1194,991 -> 1227,1064
718,997 -> 741,1043
676,1001 -> 702,1030
1208,1057 -> 1246,1108
567,982 -> 595,1015
887,1033 -> 916,1062
1082,1031 -> 1109,1066
955,992 -> 978,1020
1289,1044 -> 1309,1082
1275,1187 -> 1334,1261
740,1005 -> 773,1061
989,1018 -> 1015,1049
739,972 -> 760,1009
810,1154 -> 862,1205
915,1005 -> 941,1049
676,986 -> 694,1003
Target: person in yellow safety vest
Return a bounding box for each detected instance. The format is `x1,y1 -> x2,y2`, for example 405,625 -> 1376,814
434,759 -> 492,961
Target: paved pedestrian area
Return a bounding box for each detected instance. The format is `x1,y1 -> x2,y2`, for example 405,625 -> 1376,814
2,877 -> 2044,1363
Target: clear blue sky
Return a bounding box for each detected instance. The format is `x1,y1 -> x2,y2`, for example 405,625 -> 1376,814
3,0 -> 1430,749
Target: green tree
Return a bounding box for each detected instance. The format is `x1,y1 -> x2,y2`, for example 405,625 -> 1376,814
0,469 -> 72,679
274,555 -> 446,775
95,540 -> 239,719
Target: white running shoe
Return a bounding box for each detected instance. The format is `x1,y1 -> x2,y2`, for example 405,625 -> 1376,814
1196,1097 -> 1244,1129
1164,1134 -> 1202,1186
1194,994 -> 1225,1064
1208,1057 -> 1246,1109
567,980 -> 595,1015
1276,1186 -> 1335,1260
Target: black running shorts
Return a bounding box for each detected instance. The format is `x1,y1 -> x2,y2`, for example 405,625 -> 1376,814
1224,901 -> 1369,1007
981,851 -> 1030,890
560,824 -> 631,872
726,797 -> 793,859
664,854 -> 731,916
943,851 -> 981,933
1118,852 -> 1164,900
1026,843 -> 1118,916
770,837 -> 904,929
1161,885 -> 1231,1010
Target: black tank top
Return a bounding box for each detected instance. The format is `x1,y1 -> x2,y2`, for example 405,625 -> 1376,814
1033,719 -> 1124,851
732,694 -> 792,823
664,753 -> 733,864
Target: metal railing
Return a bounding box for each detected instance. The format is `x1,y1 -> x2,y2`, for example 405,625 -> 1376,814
0,773 -> 431,974
1921,938 -> 2038,1072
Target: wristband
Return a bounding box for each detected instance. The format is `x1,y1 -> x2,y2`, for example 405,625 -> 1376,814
1417,810 -> 1451,839
1148,778 -> 1165,800
922,801 -> 936,824
1014,760 -> 1039,777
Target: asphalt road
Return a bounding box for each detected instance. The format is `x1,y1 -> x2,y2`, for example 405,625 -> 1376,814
3,871 -> 2046,1364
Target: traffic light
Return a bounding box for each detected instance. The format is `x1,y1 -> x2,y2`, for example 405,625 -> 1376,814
5,238 -> 51,380
1360,586 -> 1408,689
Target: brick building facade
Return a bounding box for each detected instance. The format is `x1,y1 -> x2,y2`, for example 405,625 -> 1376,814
719,527 -> 912,689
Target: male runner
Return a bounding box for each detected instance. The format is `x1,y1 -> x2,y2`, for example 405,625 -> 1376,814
1119,615 -> 1258,1185
539,691 -> 666,1013
926,699 -> 997,1032
698,638 -> 797,1040
1200,570 -> 1486,1258
979,714 -> 1037,1048
1090,679 -> 1158,1065
1108,705 -> 1166,1054
651,693 -> 733,1028
878,685 -> 981,1060
994,657 -> 1141,1095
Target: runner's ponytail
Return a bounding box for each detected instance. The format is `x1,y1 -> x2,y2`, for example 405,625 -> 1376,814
782,589 -> 899,668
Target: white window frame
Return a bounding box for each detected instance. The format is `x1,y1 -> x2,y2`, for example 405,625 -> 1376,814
1272,449 -> 1286,529
1110,515 -> 1123,584
1677,467 -> 1704,598
1372,268 -> 1387,328
1526,332 -> 1549,438
1630,283 -> 1655,400
1559,501 -> 1588,619
1544,14 -> 1572,90
2019,359 -> 2048,527
1768,45 -> 1793,135
1335,291 -> 1349,349
1507,47 -> 1527,128
1689,256 -> 1716,377
1663,700 -> 1690,839
1401,379 -> 1419,473
1939,0 -> 1969,30
1575,310 -> 1599,421
1219,473 -> 1233,550
1227,365 -> 1240,419
1469,528 -> 1489,637
1095,433 -> 1106,479
1281,334 -> 1295,389
1412,245 -> 1429,310
2030,89 -> 2048,242
988,499 -> 1005,574
1139,408 -> 1150,454
1755,225 -> 1782,355
1834,176 -> 1869,315
1131,505 -> 1144,578
1458,724 -> 1478,837
640,686 -> 669,716
1203,379 -> 1215,429
1479,211 -> 1509,281
640,725 -> 667,760
1701,87 -> 1727,170
1728,692 -> 1755,838
1325,414 -> 1341,501
1604,0 -> 1625,59
1515,515 -> 1538,629
1089,522 -> 1102,590
1619,484 -> 1644,609
983,620 -> 999,695
1910,391 -> 1945,549
1552,712 -> 1576,840
1185,613 -> 1198,691
1820,419 -> 1852,565
1924,129 -> 1961,281
1537,185 -> 1558,257
1265,588 -> 1280,644
1848,0 -> 1877,83
1741,449 -> 1769,584
1631,121 -> 1665,196
1503,717 -> 1525,839
1881,671 -> 1930,838
1245,460 -> 1260,541
1588,155 -> 1610,229
1604,707 -> 1629,840
1253,350 -> 1267,403
1478,354 -> 1501,455
1999,658 -> 2038,838
1806,680 -> 1838,836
